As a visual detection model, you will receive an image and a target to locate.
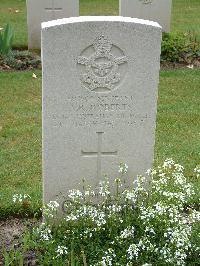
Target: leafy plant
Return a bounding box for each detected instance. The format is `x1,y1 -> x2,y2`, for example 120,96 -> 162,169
161,32 -> 200,63
0,24 -> 14,56
3,160 -> 199,265
0,50 -> 41,70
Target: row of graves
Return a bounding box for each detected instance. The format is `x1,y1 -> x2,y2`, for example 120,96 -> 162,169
26,0 -> 170,207
27,0 -> 172,49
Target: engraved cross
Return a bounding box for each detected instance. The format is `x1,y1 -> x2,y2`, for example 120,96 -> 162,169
44,0 -> 63,19
81,132 -> 118,180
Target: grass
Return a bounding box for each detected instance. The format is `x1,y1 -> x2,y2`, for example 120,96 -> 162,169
0,71 -> 42,218
80,0 -> 118,16
0,0 -> 27,49
0,69 -> 199,218
0,0 -> 200,48
171,0 -> 200,36
156,69 -> 200,171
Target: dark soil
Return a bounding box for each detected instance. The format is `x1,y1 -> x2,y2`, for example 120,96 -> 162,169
0,218 -> 40,265
0,50 -> 41,71
160,58 -> 200,70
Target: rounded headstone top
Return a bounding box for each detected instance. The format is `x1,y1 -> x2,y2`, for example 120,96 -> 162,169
42,16 -> 162,30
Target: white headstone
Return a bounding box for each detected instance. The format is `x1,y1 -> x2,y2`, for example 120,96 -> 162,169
120,0 -> 172,32
42,17 -> 162,205
26,0 -> 79,49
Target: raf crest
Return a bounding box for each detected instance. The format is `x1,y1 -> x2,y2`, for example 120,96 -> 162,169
77,35 -> 128,93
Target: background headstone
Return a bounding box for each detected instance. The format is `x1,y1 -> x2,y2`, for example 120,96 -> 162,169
26,0 -> 79,49
120,0 -> 172,32
42,17 -> 162,205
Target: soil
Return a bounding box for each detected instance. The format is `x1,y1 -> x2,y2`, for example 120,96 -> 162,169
160,59 -> 200,70
0,50 -> 41,71
0,218 -> 40,265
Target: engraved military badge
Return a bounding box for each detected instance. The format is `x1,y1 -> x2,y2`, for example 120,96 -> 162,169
77,35 -> 128,93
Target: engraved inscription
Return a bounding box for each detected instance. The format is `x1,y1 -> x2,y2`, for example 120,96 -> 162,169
44,0 -> 63,19
77,35 -> 128,93
49,94 -> 149,128
81,132 -> 118,179
140,0 -> 153,4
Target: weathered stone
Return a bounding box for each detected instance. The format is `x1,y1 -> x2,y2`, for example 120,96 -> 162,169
26,0 -> 79,49
120,0 -> 172,32
42,17 -> 162,205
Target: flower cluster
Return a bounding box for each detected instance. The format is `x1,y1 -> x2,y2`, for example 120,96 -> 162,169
55,245 -> 68,257
13,193 -> 31,203
119,162 -> 128,174
94,248 -> 116,266
36,223 -> 52,241
24,160 -> 198,265
43,200 -> 59,219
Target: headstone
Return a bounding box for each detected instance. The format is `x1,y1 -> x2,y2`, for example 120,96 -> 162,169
26,0 -> 79,49
42,17 -> 162,205
120,0 -> 172,32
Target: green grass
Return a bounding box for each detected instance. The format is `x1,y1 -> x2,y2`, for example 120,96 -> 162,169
0,0 -> 200,48
80,0 -> 118,16
0,69 -> 199,218
171,0 -> 200,36
0,71 -> 42,218
155,69 -> 200,174
0,0 -> 27,49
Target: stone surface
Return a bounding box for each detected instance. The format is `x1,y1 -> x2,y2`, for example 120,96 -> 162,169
120,0 -> 172,32
26,0 -> 79,49
42,16 -> 162,205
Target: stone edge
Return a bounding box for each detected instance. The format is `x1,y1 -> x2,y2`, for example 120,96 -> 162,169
42,16 -> 162,30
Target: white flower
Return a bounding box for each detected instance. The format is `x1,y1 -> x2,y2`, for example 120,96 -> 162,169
163,158 -> 175,169
56,245 -> 68,257
43,201 -> 59,218
97,248 -> 116,266
13,193 -> 31,203
47,200 -> 59,210
119,162 -> 128,174
36,224 -> 52,241
119,226 -> 135,239
99,180 -> 110,197
146,168 -> 151,175
68,189 -> 83,201
32,73 -> 37,79
127,243 -> 139,260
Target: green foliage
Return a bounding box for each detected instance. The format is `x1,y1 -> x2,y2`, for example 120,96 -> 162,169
3,248 -> 24,266
161,32 -> 200,63
1,0 -> 200,48
0,24 -> 14,56
3,160 -> 200,265
0,50 -> 41,70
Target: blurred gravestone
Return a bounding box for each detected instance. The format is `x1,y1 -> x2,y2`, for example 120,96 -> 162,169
26,0 -> 79,49
120,0 -> 172,32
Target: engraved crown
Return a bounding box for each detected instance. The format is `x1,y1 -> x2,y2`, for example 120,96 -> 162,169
93,35 -> 112,54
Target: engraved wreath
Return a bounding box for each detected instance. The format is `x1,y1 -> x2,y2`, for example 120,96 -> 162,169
77,35 -> 128,93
